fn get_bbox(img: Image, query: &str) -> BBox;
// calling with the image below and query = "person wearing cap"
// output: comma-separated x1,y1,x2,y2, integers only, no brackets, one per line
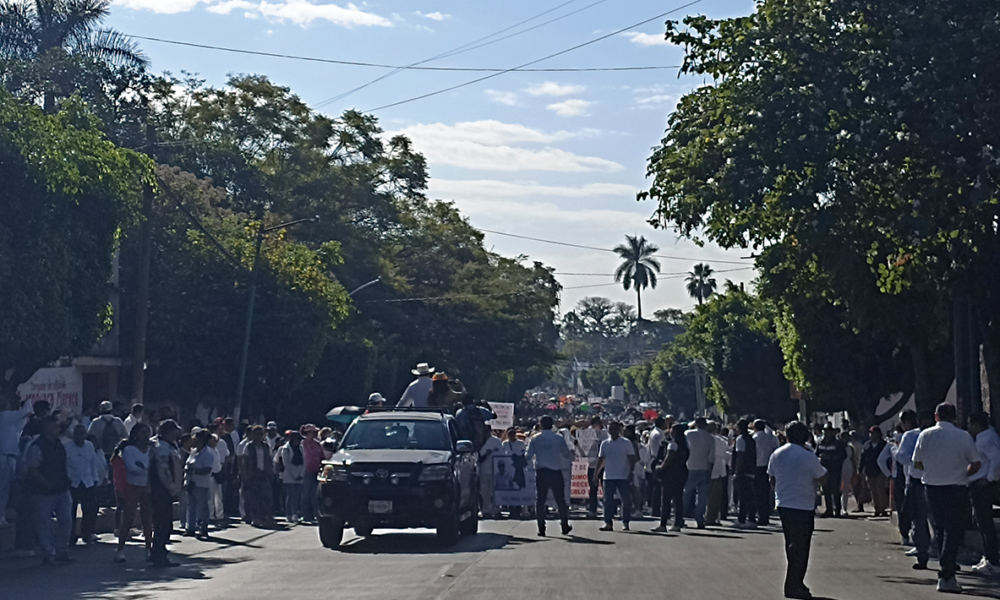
397,363,435,408
368,393,386,408
299,424,323,523
88,401,127,461
149,420,184,567
859,426,889,517
265,422,280,453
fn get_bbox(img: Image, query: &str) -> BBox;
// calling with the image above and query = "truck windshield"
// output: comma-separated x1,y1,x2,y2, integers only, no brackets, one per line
341,420,451,451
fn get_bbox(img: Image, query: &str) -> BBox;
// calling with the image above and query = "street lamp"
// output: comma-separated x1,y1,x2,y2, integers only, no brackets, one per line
233,215,319,423
348,276,382,297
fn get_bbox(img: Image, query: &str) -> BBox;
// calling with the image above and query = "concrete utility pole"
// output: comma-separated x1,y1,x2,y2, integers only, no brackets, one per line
131,182,154,404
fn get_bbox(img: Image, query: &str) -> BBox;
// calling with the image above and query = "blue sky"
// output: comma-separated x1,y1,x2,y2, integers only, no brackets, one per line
107,0,757,315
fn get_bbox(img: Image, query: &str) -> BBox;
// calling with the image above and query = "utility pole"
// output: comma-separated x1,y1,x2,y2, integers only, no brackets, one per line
954,293,981,424
131,134,155,404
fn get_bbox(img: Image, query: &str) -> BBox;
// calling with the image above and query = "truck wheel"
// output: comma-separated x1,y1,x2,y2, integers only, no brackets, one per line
459,507,479,536
318,517,344,549
437,512,460,546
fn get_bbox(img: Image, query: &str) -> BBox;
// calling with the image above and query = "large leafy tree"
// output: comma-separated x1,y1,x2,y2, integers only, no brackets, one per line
640,0,996,413
0,0,147,112
0,91,152,392
613,235,660,320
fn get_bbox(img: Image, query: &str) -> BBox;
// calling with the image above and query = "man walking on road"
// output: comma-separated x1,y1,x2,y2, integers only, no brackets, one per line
753,420,779,526
149,420,184,567
683,417,715,529
646,417,667,518
25,416,74,564
860,427,890,517
733,419,758,529
525,416,573,537
913,402,981,594
594,422,637,532
64,424,101,545
582,416,609,519
768,421,827,600
896,410,934,568
966,412,1000,576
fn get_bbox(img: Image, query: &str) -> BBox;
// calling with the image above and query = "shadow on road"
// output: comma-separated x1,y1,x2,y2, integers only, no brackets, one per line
338,532,514,555
0,541,245,600
877,575,1000,599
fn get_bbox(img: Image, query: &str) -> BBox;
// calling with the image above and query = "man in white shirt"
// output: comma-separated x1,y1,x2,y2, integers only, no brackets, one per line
594,422,637,532
912,402,982,593
478,432,503,519
896,409,933,566
705,421,731,526
768,421,827,600
525,416,573,536
396,363,435,408
683,417,716,529
64,424,100,545
581,417,610,518
123,404,144,436
753,420,779,526
0,393,33,527
967,412,1000,575
646,417,667,518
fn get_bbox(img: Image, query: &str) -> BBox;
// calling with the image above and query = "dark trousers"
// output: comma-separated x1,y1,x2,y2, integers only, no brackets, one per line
659,474,686,528
821,465,841,515
971,481,999,565
587,467,599,514
754,466,771,525
779,507,815,596
648,474,662,517
535,469,569,531
897,472,913,538
721,474,730,519
736,474,757,524
70,484,98,544
905,478,931,564
926,485,969,580
150,491,175,560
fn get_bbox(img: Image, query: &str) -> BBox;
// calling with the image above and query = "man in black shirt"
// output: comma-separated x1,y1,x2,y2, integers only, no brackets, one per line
25,416,73,564
859,427,889,517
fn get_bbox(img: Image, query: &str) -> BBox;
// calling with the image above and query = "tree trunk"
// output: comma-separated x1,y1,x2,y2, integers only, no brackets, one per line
636,287,643,321
982,336,1000,429
909,343,933,413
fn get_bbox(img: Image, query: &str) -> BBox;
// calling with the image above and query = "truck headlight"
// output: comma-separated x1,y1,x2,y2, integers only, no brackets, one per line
418,465,452,482
319,465,349,483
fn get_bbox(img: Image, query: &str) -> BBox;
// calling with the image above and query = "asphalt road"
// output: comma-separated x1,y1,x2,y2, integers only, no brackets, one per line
2,512,998,600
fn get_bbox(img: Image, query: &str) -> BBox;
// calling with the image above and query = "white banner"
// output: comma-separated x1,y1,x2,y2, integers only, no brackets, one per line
17,367,83,416
493,454,534,507
488,402,514,430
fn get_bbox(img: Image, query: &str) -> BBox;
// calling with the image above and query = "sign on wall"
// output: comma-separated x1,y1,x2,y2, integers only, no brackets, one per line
17,367,83,416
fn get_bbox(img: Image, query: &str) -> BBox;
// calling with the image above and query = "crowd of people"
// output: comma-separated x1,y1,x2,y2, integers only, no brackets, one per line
0,392,341,567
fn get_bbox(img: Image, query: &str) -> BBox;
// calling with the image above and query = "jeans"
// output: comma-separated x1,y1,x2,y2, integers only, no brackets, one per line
186,487,210,534
69,484,98,543
647,474,662,517
587,467,600,514
905,478,931,564
754,466,772,525
34,491,72,557
926,484,969,580
301,472,319,522
971,480,999,565
283,483,302,522
659,472,687,528
821,464,841,515
602,479,631,525
778,507,815,596
683,469,711,525
865,472,889,515
535,469,569,531
150,490,175,560
0,455,15,520
736,474,757,524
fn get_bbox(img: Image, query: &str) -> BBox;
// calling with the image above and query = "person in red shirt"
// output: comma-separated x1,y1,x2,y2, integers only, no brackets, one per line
299,424,323,524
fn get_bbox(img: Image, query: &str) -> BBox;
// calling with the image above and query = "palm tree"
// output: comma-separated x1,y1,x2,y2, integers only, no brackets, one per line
685,263,717,305
613,235,661,320
0,0,147,111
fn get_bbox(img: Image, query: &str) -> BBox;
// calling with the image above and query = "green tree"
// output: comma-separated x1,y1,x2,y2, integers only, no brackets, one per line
0,91,152,391
613,235,660,320
0,0,147,112
685,263,717,305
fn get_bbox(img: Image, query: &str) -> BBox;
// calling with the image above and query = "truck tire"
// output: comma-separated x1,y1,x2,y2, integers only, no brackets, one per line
459,496,479,536
319,517,344,549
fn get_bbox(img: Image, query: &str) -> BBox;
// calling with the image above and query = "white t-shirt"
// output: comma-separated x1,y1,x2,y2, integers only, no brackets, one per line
398,377,433,408
598,437,636,481
0,402,33,456
502,440,525,456
186,448,215,488
913,422,981,487
123,445,150,487
478,436,503,475
768,443,827,511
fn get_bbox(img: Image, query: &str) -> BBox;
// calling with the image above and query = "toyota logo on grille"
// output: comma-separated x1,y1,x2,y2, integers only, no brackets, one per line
375,469,389,479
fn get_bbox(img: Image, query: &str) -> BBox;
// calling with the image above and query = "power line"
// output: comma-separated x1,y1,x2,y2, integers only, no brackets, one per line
127,35,678,74
479,228,749,265
366,0,704,112
556,267,753,277
317,0,603,107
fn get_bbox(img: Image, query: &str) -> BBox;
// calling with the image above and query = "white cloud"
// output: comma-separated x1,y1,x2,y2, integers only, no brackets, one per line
524,81,585,97
206,0,392,26
622,31,670,46
389,120,620,172
629,84,678,110
547,99,593,117
485,90,520,106
432,179,637,200
114,0,210,13
416,10,450,21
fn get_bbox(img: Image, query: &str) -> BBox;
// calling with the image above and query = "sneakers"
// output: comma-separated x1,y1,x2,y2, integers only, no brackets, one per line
733,521,757,530
561,524,573,536
670,524,682,532
936,577,962,593
906,547,921,557
599,524,614,532
971,557,1000,576
651,525,668,533
622,523,630,531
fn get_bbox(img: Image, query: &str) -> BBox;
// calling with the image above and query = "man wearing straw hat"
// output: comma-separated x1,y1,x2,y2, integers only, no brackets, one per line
398,363,435,408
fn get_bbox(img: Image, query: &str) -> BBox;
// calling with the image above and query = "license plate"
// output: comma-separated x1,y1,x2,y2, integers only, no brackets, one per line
368,500,392,514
